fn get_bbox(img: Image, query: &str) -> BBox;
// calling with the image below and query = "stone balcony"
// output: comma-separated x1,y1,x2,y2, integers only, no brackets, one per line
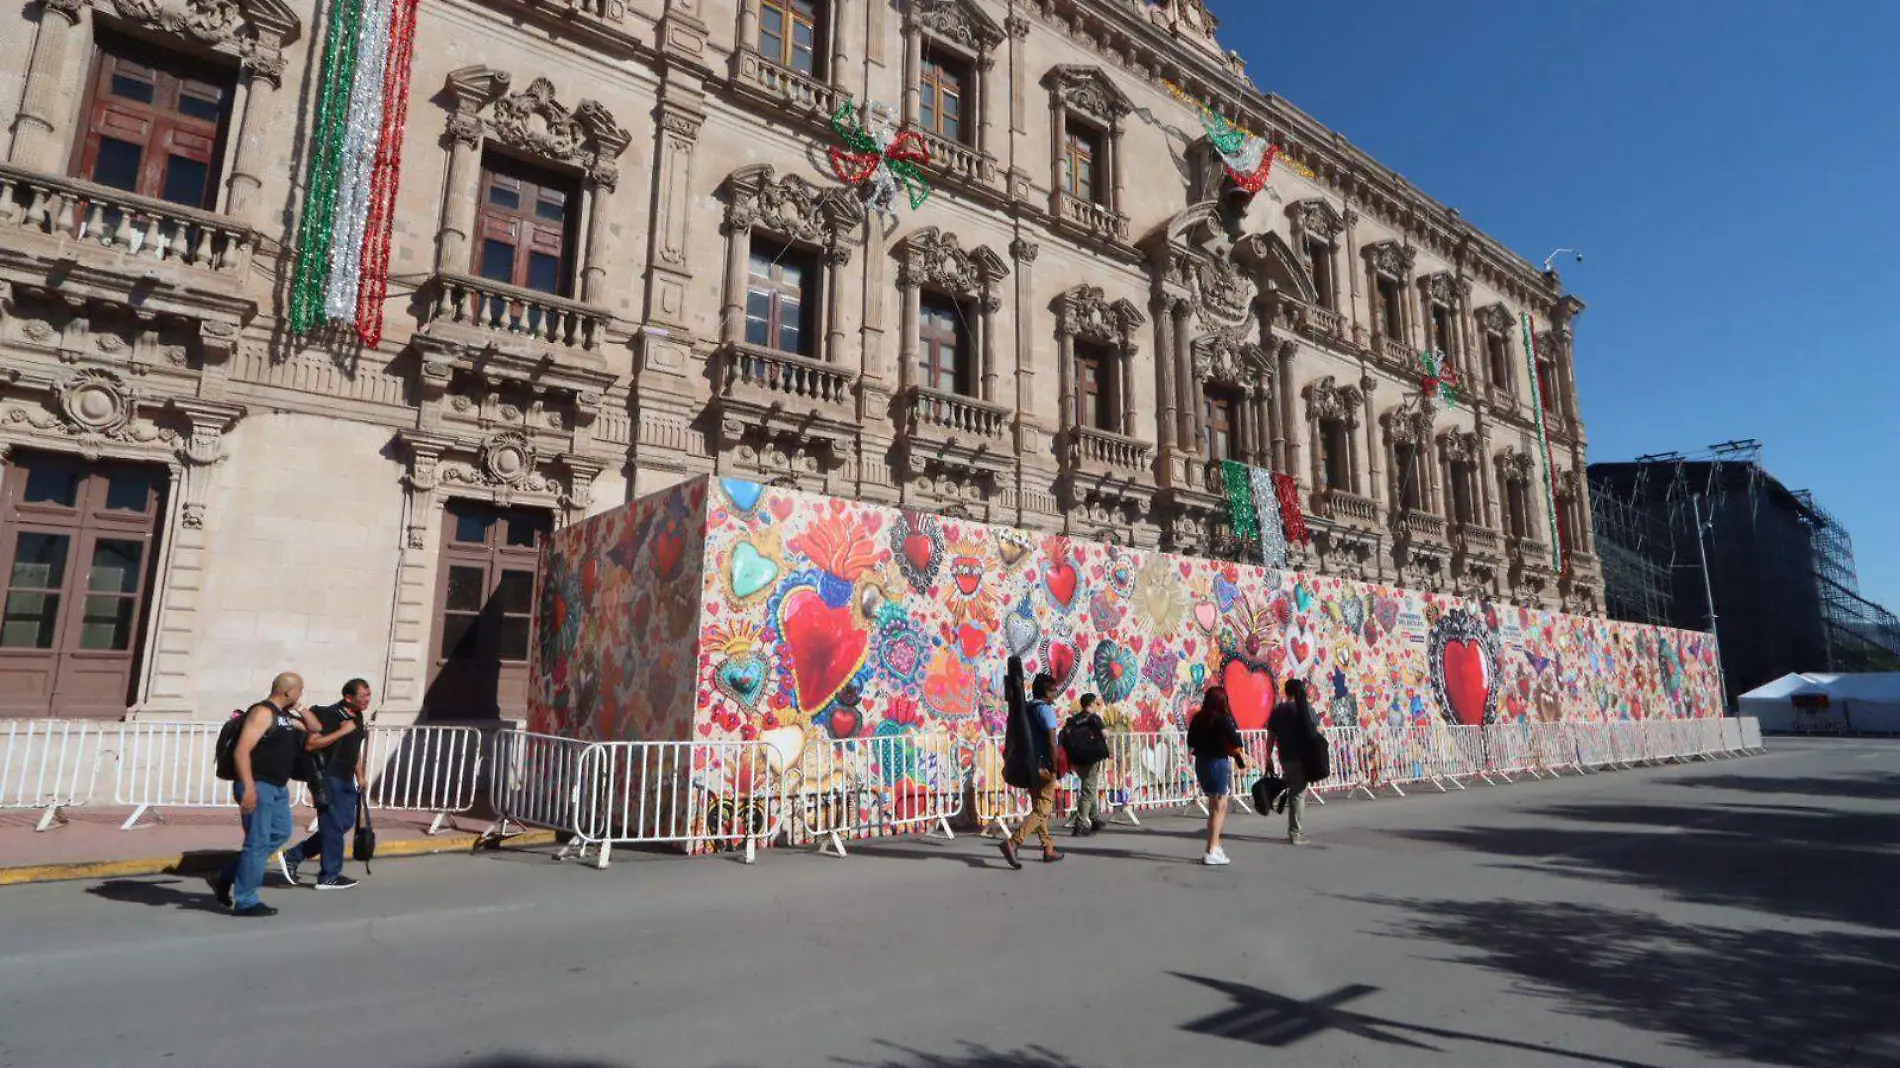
1050,190,1131,246
1310,487,1379,528
918,131,1004,200
899,385,1013,482
1396,507,1448,544
716,344,859,461
1373,334,1413,366
1060,425,1155,524
1067,425,1153,479
421,272,610,364
0,163,255,355
732,50,842,128
1271,295,1348,349
1454,522,1504,558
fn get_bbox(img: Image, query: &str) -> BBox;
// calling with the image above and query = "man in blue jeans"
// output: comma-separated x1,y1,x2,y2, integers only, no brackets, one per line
283,679,370,890
213,673,319,917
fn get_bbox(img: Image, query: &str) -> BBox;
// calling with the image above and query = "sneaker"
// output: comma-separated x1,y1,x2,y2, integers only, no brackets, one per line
998,838,1023,870
1041,850,1066,863
1202,851,1231,866
231,902,278,918
314,876,358,891
279,855,300,885
1289,833,1309,846
209,874,233,909
1089,819,1106,834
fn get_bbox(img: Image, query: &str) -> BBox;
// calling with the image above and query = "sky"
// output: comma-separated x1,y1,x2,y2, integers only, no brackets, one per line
1209,0,1900,611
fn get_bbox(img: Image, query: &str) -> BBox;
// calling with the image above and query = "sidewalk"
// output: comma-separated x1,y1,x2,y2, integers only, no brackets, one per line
1,805,555,886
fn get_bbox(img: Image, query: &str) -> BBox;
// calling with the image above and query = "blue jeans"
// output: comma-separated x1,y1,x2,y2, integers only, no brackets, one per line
285,777,359,882
221,781,292,909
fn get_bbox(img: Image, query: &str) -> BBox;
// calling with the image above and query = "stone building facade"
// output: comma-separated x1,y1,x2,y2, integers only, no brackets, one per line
0,0,1601,721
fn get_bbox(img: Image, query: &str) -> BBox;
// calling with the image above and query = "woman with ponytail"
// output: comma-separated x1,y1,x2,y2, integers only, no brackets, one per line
1186,686,1246,866
1268,679,1319,844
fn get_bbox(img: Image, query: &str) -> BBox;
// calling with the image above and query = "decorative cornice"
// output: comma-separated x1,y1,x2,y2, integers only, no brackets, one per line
722,165,864,263
1054,285,1145,351
896,227,1010,296
1043,65,1133,124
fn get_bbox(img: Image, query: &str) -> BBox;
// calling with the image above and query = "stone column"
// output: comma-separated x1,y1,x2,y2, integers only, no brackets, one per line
1110,117,1126,214
898,280,920,391
1346,417,1364,495
1363,380,1384,510
1054,332,1073,428
580,171,616,306
737,0,760,53
824,247,850,363
902,25,923,127
1277,344,1302,485
1572,446,1596,544
436,115,484,274
1477,416,1498,528
9,0,82,171
1173,304,1195,452
1426,435,1444,514
1120,344,1136,435
1154,297,1177,451
977,53,998,159
720,220,750,347
979,292,1000,403
224,70,282,226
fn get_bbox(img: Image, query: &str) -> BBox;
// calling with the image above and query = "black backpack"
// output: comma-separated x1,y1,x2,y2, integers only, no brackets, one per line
1303,728,1333,783
214,708,249,781
1001,658,1039,790
1060,713,1110,766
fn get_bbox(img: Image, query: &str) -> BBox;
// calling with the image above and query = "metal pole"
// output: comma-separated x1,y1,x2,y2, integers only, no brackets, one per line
1692,494,1729,713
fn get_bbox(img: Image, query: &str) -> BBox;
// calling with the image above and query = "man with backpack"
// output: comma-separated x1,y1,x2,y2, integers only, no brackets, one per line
1061,693,1111,837
281,678,371,890
211,673,322,916
1268,679,1325,845
999,672,1065,868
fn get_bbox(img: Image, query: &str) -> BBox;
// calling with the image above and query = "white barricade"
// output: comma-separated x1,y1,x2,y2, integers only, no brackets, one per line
1374,725,1463,794
1528,723,1580,776
1102,730,1195,824
1323,727,1379,800
570,739,783,868
786,732,961,856
485,730,589,840
969,735,1029,835
361,725,484,834
1721,718,1745,754
1,720,107,831
114,721,310,829
1486,722,1538,781
1572,722,1614,769
1741,716,1764,750
1230,729,1275,813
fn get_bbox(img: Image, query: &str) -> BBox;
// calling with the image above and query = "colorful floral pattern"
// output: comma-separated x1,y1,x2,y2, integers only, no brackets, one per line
535,479,1723,756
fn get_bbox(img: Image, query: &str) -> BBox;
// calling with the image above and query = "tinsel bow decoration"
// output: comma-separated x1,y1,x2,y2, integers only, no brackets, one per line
828,100,931,222
1200,107,1278,194
1418,350,1462,408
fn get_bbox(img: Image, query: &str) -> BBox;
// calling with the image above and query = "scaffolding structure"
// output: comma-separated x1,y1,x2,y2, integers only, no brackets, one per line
1590,482,1675,626
1797,491,1900,672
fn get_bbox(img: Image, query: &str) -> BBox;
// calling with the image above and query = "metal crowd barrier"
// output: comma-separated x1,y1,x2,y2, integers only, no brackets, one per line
1,720,108,831
786,732,962,857
485,729,591,842
569,739,783,868
114,721,312,829
362,725,485,834
969,735,1030,836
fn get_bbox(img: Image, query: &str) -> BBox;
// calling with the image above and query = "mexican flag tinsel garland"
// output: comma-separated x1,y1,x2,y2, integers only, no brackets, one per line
1521,313,1565,574
1273,472,1309,545
1249,466,1287,567
1220,460,1259,542
288,0,422,345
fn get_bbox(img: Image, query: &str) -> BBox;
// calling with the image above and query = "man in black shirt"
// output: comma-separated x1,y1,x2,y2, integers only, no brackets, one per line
282,679,371,890
213,673,322,916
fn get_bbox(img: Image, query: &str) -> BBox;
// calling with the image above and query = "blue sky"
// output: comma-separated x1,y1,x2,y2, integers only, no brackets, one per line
1210,1,1900,610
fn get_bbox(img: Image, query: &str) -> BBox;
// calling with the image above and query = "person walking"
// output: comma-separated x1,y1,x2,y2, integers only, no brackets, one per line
1269,679,1320,845
1062,693,1111,837
282,678,371,890
999,672,1065,868
212,673,321,916
1186,686,1246,866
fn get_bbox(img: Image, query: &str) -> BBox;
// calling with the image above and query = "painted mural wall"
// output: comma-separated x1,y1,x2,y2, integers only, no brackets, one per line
531,478,706,742
532,477,1723,751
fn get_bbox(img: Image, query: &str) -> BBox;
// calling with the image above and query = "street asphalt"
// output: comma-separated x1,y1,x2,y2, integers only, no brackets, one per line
1,736,1895,1068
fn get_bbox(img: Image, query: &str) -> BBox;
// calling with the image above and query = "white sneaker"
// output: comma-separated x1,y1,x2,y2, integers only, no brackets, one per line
1203,850,1231,866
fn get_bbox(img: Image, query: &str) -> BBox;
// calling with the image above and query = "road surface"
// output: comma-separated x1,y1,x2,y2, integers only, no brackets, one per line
1,736,1895,1068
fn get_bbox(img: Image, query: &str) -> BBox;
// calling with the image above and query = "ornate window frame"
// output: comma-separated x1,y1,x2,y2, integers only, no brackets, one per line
1417,271,1471,363
434,68,631,308
902,0,1004,165
894,227,1010,404
1381,402,1437,515
717,164,865,364
1303,375,1364,496
1475,302,1518,398
1287,199,1346,313
0,366,243,716
1362,239,1416,346
1436,428,1485,527
1042,66,1132,235
1053,284,1145,438
1494,444,1541,542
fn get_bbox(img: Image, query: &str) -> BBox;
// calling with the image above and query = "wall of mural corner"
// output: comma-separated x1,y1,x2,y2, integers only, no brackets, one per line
532,477,1722,749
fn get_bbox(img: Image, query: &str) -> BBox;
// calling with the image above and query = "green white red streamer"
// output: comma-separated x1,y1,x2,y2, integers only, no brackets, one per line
828,100,931,225
1418,350,1461,408
1522,313,1564,574
289,0,422,345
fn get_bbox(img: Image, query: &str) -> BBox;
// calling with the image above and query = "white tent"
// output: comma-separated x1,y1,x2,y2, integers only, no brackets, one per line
1738,672,1900,734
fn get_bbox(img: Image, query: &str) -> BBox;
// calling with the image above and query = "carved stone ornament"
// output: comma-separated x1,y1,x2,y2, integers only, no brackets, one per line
1044,66,1131,123
1192,329,1269,393
1152,207,1258,331
1287,199,1346,242
1304,375,1364,425
1010,237,1040,264
897,228,1010,297
724,165,865,262
1056,285,1145,350
1439,429,1480,464
1475,302,1515,337
471,73,631,186
1383,405,1433,447
1536,330,1563,361
478,431,537,486
911,0,1005,52
104,0,299,86
1188,257,1256,330
1363,239,1416,279
1557,467,1582,496
1498,446,1536,482
59,368,138,435
1420,272,1463,306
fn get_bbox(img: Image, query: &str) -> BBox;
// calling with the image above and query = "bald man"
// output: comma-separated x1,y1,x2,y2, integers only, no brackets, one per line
212,673,321,916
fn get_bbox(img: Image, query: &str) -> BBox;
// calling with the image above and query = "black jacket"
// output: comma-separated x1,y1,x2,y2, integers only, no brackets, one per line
1186,709,1244,760
1269,701,1319,765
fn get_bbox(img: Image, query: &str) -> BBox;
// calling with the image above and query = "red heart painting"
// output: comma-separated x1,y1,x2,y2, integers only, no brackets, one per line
1047,642,1078,689
1046,561,1079,608
1223,659,1275,731
957,624,987,660
780,587,870,715
904,533,935,575
652,522,684,578
1443,638,1492,726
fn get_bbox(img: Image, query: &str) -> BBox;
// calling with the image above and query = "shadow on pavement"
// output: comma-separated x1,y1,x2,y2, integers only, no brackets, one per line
835,1041,1092,1067
1359,897,1900,1067
1389,798,1900,931
1169,972,1669,1068
1669,772,1900,801
86,877,231,913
